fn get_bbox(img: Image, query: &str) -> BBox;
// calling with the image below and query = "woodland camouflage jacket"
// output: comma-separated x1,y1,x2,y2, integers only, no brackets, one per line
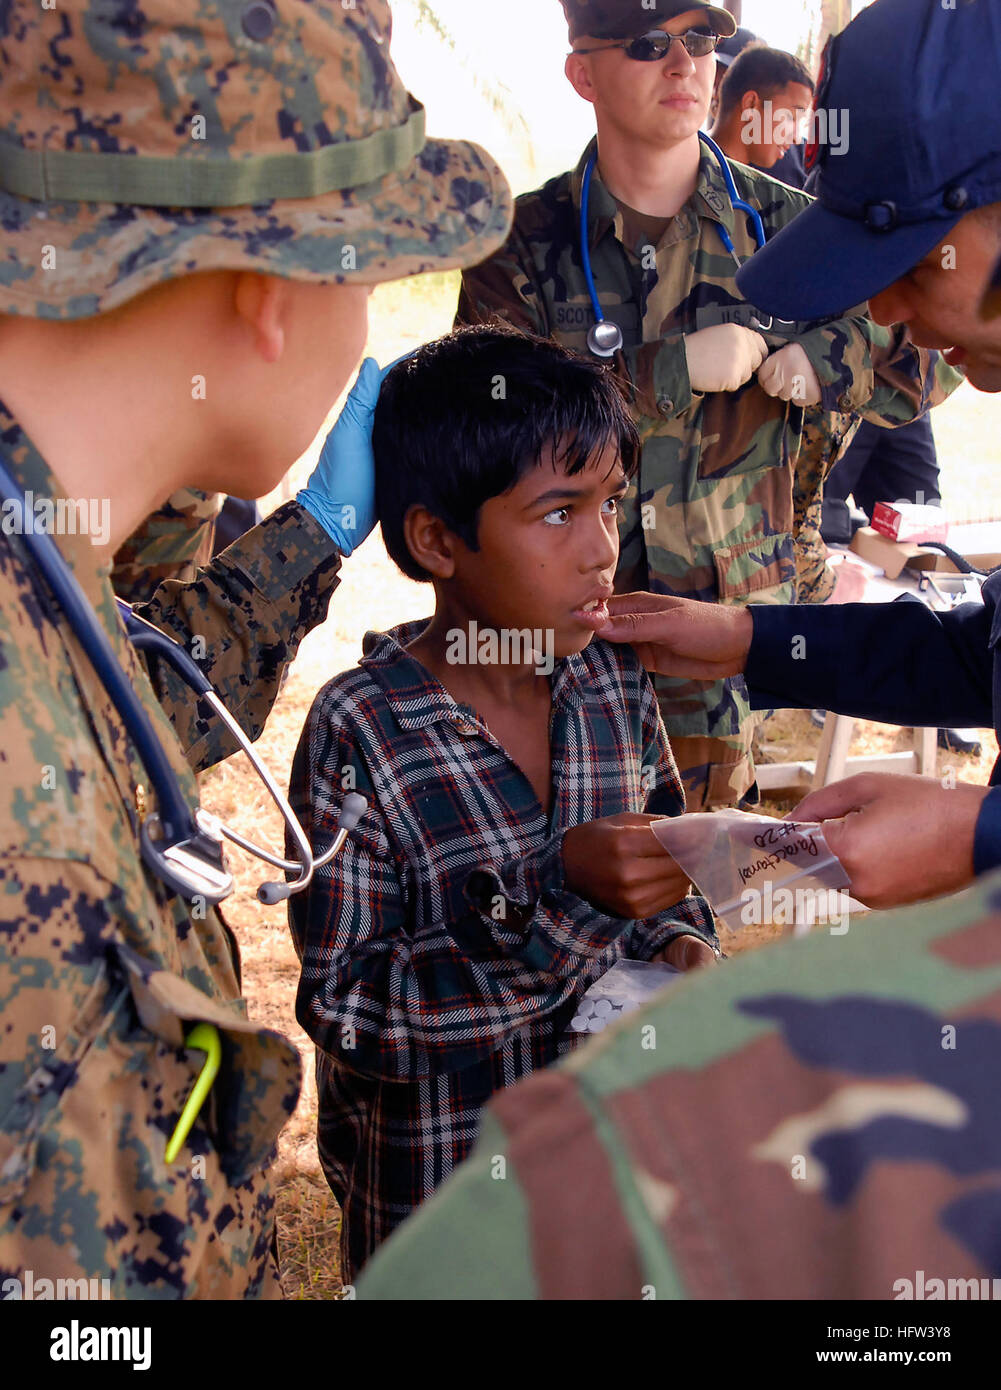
457,141,961,805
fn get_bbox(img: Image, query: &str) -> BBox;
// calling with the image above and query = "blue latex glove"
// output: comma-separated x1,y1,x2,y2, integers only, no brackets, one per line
296,356,386,556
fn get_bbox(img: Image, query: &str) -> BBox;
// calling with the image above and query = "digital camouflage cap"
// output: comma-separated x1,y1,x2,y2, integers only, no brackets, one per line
0,0,514,319
561,0,736,42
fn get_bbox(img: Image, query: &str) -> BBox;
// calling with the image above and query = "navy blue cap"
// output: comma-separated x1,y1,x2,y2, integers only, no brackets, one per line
736,0,1001,320
715,26,758,68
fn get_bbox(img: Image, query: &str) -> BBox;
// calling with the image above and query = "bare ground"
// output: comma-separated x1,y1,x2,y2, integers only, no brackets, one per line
200,275,1001,1297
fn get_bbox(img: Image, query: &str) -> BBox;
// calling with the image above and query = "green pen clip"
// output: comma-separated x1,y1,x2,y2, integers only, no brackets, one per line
165,1022,221,1164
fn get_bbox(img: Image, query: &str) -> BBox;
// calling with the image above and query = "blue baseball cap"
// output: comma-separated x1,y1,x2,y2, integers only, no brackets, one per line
736,0,1001,320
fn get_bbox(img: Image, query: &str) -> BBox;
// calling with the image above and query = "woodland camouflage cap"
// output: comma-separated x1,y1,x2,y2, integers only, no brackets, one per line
0,0,514,319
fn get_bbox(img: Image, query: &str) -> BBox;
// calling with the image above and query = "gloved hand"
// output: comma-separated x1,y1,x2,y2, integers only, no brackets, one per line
683,323,769,393
296,356,387,555
756,341,823,405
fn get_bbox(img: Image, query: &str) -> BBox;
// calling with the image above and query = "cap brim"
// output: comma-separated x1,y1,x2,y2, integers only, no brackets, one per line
736,199,960,321
704,6,738,38
0,136,513,319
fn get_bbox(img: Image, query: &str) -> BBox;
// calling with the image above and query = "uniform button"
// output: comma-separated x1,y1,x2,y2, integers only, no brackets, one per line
242,2,276,40
657,395,674,417
838,393,853,411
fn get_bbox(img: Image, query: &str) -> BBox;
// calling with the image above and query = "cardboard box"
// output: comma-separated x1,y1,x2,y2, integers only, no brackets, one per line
850,523,1001,578
850,526,924,578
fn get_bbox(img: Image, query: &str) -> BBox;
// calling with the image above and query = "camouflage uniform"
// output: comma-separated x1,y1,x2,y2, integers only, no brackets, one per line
357,866,1001,1299
112,489,223,606
791,412,866,606
457,145,960,806
0,0,512,1297
0,398,344,1296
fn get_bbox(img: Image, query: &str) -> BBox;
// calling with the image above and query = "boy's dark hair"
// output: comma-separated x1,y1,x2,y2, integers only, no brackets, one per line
717,44,815,121
374,323,640,583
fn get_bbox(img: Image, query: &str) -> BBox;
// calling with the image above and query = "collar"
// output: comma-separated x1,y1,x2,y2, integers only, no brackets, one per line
360,619,592,732
0,391,118,624
571,136,738,252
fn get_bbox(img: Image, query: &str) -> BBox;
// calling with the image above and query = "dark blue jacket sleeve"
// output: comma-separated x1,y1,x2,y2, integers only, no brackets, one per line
974,788,1001,874
745,595,995,730
746,575,1001,876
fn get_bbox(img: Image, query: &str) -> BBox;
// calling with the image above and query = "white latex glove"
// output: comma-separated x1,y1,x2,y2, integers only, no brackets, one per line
756,341,823,405
683,323,769,393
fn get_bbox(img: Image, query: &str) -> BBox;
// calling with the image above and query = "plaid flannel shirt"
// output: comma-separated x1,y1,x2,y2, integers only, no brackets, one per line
288,619,718,1280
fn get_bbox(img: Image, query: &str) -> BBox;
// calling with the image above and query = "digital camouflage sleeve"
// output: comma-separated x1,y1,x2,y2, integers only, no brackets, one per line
456,143,961,805
357,867,1001,1300
134,498,343,773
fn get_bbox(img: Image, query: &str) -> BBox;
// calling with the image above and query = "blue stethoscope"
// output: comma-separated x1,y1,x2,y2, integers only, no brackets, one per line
0,449,366,910
581,131,768,357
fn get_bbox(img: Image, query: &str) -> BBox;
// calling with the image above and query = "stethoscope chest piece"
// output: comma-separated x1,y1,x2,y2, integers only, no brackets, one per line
579,133,768,360
140,808,234,907
587,320,624,357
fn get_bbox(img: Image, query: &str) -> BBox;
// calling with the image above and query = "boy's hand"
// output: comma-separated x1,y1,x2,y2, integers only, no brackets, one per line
595,593,753,678
562,814,691,919
660,935,719,971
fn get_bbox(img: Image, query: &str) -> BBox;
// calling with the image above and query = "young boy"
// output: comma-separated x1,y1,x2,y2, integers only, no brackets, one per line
288,326,719,1281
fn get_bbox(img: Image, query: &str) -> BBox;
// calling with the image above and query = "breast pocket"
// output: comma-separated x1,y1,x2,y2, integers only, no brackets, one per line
0,941,299,1208
713,532,796,603
0,958,194,1207
696,388,791,481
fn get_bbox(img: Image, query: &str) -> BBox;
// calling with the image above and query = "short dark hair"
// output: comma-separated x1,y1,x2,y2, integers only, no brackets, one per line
374,323,640,583
717,43,815,121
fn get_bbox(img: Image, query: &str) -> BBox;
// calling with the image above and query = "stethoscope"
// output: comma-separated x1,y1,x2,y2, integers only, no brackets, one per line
0,450,366,910
581,131,768,358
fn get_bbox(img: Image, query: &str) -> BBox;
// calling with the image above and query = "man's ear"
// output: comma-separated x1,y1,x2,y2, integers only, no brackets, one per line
403,505,459,580
565,51,596,104
233,272,286,364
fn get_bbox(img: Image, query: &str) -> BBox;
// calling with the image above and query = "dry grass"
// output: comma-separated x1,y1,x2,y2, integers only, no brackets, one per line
206,273,1001,1296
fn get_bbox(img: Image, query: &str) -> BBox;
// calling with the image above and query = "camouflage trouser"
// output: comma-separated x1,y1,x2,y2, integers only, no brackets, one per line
668,733,759,812
112,488,223,605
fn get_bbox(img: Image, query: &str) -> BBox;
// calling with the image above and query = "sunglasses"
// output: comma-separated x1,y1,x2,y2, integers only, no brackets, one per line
575,28,721,62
